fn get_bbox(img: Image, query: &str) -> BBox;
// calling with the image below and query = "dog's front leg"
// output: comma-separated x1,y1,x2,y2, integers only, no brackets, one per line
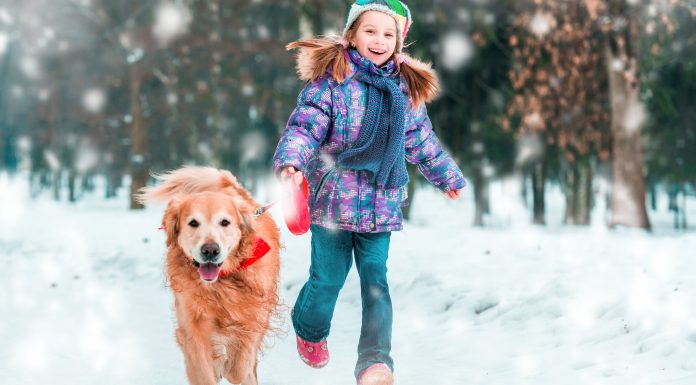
176,327,220,385
224,344,258,385
240,360,258,385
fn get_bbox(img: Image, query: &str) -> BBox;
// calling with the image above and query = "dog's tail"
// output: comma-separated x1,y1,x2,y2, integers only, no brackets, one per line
136,166,252,204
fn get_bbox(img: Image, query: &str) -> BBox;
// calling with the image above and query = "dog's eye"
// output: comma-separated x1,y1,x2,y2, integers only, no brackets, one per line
220,219,230,227
188,219,199,228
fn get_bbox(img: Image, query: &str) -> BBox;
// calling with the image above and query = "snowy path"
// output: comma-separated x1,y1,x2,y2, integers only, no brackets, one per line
2,178,696,385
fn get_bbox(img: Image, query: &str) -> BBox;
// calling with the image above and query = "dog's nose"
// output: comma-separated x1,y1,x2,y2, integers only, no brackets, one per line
201,243,220,261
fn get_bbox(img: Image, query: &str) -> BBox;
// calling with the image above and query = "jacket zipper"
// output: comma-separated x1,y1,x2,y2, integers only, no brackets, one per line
314,168,333,200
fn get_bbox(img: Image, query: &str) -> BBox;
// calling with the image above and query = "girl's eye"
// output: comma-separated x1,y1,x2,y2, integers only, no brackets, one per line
386,34,394,38
188,220,199,228
220,219,230,227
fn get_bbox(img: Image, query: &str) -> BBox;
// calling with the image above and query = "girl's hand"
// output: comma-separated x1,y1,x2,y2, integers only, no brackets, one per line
446,189,461,200
281,166,304,185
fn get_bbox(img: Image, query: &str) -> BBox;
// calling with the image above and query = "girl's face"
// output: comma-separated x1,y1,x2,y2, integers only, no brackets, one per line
349,11,398,67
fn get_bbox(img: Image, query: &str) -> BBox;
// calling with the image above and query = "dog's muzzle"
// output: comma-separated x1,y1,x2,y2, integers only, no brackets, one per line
201,242,221,262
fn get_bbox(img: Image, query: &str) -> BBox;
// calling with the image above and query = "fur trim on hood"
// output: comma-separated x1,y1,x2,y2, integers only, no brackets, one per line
287,36,440,108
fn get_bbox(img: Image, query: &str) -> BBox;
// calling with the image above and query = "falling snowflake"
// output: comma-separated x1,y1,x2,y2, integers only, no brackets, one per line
529,11,555,38
83,88,106,113
0,33,8,55
441,32,473,71
624,99,646,134
152,2,191,45
20,56,40,78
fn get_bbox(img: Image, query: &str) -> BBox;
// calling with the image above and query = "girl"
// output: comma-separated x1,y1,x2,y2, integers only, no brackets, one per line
272,1,465,384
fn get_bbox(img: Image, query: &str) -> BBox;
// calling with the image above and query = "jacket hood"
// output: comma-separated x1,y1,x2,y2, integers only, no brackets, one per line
289,36,439,106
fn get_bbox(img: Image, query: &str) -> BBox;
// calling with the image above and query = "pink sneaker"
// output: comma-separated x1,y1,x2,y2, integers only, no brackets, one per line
295,335,329,368
357,363,394,385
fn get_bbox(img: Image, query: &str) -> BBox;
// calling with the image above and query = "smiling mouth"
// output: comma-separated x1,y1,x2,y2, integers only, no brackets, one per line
368,48,386,55
192,260,224,282
192,260,223,268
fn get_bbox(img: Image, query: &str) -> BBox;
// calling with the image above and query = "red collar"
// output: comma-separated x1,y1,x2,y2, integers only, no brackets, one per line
219,236,271,278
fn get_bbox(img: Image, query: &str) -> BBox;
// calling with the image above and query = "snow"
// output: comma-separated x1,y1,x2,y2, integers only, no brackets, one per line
2,174,696,384
624,99,647,134
167,92,178,105
82,88,106,114
440,32,473,71
37,88,50,101
75,142,99,173
0,32,8,55
126,48,144,64
152,2,191,45
240,132,268,163
530,11,554,38
0,8,13,26
43,149,60,170
516,132,544,165
612,58,625,72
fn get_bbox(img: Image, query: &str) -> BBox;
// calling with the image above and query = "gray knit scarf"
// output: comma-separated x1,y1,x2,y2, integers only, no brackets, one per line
337,49,409,189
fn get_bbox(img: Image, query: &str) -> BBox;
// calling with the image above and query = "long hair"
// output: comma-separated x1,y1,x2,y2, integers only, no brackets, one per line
286,16,440,108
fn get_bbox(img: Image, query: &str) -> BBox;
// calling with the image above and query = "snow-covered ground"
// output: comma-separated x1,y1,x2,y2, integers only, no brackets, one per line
1,173,696,385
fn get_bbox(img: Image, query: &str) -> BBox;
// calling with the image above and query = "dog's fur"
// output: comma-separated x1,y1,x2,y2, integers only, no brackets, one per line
138,167,280,385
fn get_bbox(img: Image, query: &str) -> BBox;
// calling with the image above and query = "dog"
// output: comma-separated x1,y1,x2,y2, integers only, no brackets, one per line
138,166,280,385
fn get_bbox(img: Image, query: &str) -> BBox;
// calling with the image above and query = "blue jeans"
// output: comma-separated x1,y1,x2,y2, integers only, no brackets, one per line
292,224,393,379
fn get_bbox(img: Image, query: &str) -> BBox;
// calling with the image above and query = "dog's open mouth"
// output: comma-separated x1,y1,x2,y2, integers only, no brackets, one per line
192,261,224,282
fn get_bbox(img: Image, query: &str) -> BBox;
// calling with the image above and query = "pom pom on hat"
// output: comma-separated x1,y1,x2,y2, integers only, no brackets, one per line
343,0,412,43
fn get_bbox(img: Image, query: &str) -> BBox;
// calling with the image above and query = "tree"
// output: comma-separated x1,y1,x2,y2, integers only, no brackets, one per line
590,0,651,229
507,0,611,226
642,0,696,229
407,1,515,226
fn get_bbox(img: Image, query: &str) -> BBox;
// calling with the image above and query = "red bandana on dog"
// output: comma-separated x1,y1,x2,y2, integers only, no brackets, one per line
219,236,271,278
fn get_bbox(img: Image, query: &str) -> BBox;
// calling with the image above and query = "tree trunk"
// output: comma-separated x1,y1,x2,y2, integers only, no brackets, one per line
300,0,325,36
106,170,120,199
68,169,77,203
576,160,592,225
472,165,487,227
521,169,529,208
604,2,650,230
678,185,687,230
648,182,657,211
531,160,546,225
563,159,592,225
681,188,687,229
563,162,577,225
129,63,148,210
52,170,61,201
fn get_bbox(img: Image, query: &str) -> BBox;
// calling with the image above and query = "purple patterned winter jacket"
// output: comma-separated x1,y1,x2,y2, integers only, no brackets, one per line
272,57,466,233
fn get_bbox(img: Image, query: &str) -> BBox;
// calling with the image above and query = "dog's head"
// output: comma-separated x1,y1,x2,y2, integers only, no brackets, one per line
162,191,254,283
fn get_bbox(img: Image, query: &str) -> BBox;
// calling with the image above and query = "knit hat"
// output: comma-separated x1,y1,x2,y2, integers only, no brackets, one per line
343,0,412,43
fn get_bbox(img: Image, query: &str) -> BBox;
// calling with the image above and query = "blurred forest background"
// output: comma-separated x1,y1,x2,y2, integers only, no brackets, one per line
0,0,693,229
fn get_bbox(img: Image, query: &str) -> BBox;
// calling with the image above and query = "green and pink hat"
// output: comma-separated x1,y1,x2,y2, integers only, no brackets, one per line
343,0,412,45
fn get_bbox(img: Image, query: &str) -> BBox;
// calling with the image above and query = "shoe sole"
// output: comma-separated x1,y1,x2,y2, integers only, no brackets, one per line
299,354,329,369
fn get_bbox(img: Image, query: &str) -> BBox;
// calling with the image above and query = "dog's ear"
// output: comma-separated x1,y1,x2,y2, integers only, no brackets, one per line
237,206,255,234
233,204,258,261
162,199,181,247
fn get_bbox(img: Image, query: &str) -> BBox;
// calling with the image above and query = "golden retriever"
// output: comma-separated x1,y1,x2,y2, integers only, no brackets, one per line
138,166,280,385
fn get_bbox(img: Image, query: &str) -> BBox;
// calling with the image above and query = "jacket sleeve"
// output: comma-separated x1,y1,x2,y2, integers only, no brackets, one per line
405,104,466,192
272,77,333,176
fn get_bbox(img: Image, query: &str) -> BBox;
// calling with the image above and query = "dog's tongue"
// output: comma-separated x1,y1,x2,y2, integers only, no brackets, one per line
197,262,221,281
